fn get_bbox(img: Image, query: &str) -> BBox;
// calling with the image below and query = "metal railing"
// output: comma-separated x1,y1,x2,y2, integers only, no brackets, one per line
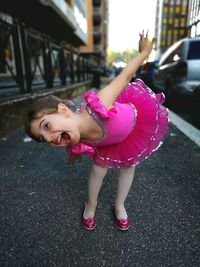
0,16,96,100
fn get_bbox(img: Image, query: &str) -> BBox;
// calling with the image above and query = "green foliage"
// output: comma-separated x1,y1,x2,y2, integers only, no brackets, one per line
106,48,138,66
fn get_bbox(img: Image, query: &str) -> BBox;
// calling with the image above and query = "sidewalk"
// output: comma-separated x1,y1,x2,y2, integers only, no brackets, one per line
0,103,200,266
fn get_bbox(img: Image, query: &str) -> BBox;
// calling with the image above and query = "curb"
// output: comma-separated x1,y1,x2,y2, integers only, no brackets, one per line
169,110,200,147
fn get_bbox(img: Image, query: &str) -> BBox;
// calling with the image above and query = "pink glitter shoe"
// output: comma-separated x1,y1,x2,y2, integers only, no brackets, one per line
113,206,129,231
115,217,129,231
81,202,96,230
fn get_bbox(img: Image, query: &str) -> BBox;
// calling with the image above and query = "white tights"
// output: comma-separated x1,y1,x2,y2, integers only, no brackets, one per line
84,164,135,219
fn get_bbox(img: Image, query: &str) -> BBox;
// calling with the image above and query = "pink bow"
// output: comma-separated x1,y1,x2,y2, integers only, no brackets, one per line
67,143,95,156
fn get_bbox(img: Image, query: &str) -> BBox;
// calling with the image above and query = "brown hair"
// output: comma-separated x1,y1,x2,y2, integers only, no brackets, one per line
25,95,75,142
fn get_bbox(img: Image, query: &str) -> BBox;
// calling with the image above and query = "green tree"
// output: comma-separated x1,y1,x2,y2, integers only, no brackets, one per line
106,48,138,66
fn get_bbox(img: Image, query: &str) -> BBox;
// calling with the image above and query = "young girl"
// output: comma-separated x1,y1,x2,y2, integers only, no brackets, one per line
25,31,169,231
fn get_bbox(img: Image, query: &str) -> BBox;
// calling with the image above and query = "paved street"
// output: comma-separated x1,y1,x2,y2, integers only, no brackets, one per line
0,104,200,266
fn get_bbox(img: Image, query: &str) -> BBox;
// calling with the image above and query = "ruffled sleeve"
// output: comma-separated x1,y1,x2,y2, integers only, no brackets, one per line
83,91,116,118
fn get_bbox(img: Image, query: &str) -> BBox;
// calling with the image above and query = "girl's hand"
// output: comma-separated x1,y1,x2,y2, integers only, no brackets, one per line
139,30,156,56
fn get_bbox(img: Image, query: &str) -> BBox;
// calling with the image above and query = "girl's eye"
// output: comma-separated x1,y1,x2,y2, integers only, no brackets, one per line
44,123,49,130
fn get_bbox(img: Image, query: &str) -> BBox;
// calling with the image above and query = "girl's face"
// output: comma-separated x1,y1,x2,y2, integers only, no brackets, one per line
30,104,80,147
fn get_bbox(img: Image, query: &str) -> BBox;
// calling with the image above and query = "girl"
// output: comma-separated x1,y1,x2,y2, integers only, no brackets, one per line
25,31,169,231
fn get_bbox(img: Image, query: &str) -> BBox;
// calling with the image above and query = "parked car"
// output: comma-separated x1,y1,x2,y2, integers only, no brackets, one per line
153,37,200,106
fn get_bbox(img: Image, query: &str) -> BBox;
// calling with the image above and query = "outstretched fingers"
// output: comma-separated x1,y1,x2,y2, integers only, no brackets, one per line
139,29,144,40
139,30,149,40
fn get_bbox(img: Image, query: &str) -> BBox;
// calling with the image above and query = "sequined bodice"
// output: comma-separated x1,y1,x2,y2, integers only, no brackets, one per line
84,102,137,147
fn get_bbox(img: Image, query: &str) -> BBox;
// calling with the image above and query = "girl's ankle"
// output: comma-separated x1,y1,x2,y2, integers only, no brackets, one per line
87,201,97,209
114,203,125,211
84,202,97,219
114,204,127,220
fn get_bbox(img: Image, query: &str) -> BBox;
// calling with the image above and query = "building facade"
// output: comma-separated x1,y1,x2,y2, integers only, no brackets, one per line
80,0,109,66
155,0,189,58
0,0,106,100
187,0,200,37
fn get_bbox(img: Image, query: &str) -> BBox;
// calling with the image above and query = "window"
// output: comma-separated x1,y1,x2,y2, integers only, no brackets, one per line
161,40,166,47
181,5,187,14
187,41,200,59
175,18,179,26
181,18,186,26
160,43,183,66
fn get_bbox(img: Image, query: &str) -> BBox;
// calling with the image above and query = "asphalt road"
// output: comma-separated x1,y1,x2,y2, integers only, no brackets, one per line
0,109,200,266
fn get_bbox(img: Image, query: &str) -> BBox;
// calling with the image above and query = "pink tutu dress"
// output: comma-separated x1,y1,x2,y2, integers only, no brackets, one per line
67,79,169,168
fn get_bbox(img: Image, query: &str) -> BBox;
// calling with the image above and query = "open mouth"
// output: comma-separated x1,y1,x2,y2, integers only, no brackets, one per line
50,132,71,146
60,132,70,144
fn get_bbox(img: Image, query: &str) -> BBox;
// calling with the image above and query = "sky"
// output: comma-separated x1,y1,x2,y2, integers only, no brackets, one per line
108,0,157,52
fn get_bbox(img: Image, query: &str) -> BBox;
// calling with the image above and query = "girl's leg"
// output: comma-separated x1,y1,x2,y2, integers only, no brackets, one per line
84,163,108,218
114,166,135,219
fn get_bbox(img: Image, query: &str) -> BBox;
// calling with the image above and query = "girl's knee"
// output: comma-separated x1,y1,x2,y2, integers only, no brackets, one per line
91,164,108,178
120,166,135,176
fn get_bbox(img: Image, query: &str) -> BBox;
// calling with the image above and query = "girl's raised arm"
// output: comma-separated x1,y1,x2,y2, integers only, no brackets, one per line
98,31,156,108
